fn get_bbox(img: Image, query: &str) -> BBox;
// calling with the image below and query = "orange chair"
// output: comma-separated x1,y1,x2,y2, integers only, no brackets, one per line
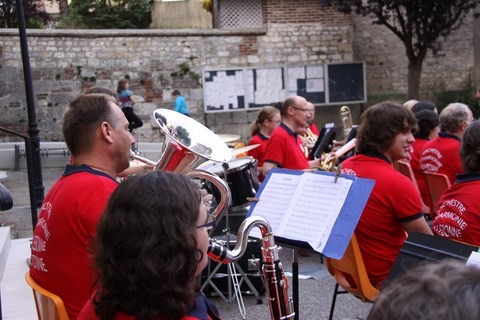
424,172,451,219
25,272,70,320
326,234,379,320
396,160,431,217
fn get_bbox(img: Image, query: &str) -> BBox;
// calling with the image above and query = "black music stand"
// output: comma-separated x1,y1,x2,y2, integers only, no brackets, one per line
385,232,479,288
201,162,263,318
310,127,337,160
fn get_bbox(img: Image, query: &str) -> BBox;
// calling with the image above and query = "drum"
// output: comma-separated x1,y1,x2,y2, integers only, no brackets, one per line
202,157,260,211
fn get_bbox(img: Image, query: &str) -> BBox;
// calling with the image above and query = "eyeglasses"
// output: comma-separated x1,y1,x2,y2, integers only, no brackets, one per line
292,107,314,114
270,119,282,124
197,213,216,231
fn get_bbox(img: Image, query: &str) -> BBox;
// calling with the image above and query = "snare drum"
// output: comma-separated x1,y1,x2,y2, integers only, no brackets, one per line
202,157,260,210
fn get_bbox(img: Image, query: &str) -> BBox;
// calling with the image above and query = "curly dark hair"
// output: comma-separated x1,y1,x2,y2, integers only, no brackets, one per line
461,119,480,173
92,172,203,320
356,101,417,154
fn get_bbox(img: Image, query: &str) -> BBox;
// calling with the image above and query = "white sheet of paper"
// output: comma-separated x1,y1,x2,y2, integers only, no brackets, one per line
250,171,352,253
466,251,480,269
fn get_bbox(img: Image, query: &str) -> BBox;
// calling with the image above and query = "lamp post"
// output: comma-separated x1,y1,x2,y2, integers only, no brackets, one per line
15,0,45,229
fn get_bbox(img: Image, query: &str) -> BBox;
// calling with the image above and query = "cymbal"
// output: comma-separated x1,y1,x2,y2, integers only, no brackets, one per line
231,144,260,156
216,134,241,143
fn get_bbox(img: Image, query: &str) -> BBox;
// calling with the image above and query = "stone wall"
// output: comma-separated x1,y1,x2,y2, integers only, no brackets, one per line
352,12,476,100
0,0,476,146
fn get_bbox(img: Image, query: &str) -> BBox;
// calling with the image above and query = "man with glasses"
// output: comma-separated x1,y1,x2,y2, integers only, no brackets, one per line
261,96,321,178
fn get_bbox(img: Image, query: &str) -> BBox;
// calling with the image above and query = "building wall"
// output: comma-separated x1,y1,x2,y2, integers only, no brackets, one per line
352,12,475,100
0,0,476,145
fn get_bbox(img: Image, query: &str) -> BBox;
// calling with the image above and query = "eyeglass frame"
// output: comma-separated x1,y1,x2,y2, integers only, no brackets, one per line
291,106,314,114
196,213,216,231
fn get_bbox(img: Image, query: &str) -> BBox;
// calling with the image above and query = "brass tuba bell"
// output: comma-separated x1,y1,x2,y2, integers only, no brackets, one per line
130,109,233,223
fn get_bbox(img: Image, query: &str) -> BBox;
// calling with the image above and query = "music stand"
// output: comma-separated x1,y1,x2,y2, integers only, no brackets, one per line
201,162,263,318
310,127,337,160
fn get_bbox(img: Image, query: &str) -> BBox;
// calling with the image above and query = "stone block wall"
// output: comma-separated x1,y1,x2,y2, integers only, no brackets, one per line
352,13,475,101
0,0,476,146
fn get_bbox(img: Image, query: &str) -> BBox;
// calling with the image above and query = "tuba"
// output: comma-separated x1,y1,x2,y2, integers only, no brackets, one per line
208,216,295,320
130,108,232,222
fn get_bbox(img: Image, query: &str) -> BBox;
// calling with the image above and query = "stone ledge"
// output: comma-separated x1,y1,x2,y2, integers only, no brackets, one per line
0,27,267,38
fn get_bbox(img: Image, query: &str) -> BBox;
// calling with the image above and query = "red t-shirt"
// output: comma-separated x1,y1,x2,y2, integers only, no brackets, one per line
432,173,480,246
263,123,309,170
341,153,423,287
77,292,221,320
309,123,320,136
420,132,463,185
406,138,429,206
30,165,118,320
247,132,269,168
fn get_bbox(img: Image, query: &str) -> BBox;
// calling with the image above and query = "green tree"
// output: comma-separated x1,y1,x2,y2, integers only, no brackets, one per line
0,0,51,28
321,0,480,98
65,0,152,29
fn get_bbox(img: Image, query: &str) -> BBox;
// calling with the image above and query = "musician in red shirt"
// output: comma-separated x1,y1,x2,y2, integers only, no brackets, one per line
420,102,473,184
30,94,135,319
247,106,281,172
432,120,480,246
261,96,321,178
341,101,432,288
405,109,439,207
78,172,221,320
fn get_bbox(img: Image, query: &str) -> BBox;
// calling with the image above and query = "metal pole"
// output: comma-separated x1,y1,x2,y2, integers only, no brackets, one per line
16,0,45,229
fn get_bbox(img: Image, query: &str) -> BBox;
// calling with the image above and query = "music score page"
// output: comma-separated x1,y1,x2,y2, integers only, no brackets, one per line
250,171,352,253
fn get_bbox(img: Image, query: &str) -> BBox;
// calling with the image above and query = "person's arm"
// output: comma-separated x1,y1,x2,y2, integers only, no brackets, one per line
262,161,277,177
118,163,153,178
402,217,433,235
174,97,180,112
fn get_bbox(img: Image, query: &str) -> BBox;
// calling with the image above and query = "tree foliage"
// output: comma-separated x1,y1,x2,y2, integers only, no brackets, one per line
321,0,480,98
0,0,51,28
63,0,153,29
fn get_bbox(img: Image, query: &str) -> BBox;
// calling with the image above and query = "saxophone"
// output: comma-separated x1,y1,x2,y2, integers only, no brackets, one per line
208,216,295,320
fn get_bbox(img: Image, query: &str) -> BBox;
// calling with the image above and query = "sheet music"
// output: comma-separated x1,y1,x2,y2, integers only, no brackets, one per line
250,171,352,253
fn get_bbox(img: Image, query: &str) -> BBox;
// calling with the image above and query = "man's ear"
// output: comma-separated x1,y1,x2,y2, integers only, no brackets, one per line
100,121,114,144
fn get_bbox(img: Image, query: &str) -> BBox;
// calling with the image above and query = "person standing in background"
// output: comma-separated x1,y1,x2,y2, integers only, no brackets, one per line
247,106,281,178
117,78,143,132
172,89,190,116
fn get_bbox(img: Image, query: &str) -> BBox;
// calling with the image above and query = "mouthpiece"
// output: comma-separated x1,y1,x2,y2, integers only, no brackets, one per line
207,240,229,264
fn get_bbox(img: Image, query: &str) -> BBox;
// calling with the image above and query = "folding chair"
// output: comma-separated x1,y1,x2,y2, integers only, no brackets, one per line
25,272,70,320
424,172,451,220
326,234,379,320
396,160,431,217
